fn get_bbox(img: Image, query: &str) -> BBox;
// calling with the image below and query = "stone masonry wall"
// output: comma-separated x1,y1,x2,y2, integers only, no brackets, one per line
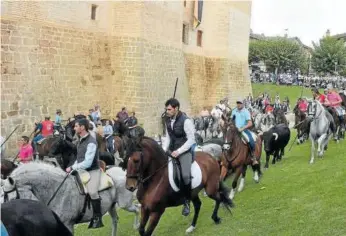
1,1,252,155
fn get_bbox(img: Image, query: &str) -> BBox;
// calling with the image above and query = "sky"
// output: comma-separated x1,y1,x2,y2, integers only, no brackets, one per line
250,0,346,46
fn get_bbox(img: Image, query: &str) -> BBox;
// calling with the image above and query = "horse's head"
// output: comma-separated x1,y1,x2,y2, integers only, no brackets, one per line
307,99,318,118
1,176,18,203
125,137,164,192
221,115,239,153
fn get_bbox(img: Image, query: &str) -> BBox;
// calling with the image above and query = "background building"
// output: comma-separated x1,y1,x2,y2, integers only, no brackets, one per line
1,1,252,154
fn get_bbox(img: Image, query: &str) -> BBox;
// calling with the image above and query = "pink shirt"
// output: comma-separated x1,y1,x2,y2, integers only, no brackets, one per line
326,92,342,107
19,144,33,163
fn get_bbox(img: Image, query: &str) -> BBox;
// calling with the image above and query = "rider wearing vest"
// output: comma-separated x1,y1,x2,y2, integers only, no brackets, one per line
65,118,103,229
231,99,258,165
162,98,196,217
32,116,54,156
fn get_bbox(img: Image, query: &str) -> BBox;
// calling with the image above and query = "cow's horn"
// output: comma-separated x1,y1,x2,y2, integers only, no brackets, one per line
273,132,279,141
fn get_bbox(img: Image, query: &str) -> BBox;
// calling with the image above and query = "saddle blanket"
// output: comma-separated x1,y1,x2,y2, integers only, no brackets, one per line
168,157,202,192
241,131,258,144
74,170,114,195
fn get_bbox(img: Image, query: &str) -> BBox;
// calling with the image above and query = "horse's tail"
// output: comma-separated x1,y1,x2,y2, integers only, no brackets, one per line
218,181,234,212
51,211,73,236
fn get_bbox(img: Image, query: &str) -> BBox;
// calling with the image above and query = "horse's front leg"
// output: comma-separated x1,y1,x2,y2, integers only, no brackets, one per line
238,165,247,192
143,210,164,236
229,166,243,200
138,205,149,236
220,161,228,181
309,137,315,164
317,134,327,157
123,202,140,229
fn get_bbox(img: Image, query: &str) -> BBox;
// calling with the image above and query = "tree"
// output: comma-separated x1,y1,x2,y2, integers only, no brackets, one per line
249,38,308,74
311,36,346,75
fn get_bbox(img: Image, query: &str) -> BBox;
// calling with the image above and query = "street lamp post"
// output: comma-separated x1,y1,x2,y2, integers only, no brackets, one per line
334,61,338,73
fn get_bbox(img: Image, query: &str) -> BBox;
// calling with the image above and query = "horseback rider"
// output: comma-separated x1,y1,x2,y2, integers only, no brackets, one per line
231,98,258,165
324,84,345,131
65,118,104,229
103,120,114,154
311,88,326,104
127,111,138,137
162,98,196,217
32,116,54,157
54,109,63,134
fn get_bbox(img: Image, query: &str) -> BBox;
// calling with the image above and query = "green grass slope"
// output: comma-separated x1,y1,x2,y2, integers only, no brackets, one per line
75,84,346,236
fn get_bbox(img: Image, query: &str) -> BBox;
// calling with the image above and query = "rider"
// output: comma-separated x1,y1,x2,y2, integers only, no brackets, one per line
127,111,138,137
103,120,114,154
311,88,326,104
54,109,63,134
162,98,196,217
32,116,54,156
231,98,258,165
65,118,103,229
324,84,345,131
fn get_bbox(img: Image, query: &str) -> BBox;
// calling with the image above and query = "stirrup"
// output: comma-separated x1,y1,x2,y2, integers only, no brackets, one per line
88,216,104,229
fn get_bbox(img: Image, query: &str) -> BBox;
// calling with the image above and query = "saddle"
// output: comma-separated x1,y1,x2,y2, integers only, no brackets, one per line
240,131,258,145
36,135,53,145
168,157,202,192
72,169,114,195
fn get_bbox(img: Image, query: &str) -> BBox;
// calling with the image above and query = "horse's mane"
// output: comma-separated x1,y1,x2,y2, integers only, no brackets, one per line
11,161,65,180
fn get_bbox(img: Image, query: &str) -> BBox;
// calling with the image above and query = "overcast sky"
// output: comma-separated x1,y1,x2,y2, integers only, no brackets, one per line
250,0,346,46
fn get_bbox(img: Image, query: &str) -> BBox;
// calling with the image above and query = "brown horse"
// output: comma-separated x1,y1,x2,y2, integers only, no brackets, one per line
293,103,309,143
125,137,234,236
220,116,262,200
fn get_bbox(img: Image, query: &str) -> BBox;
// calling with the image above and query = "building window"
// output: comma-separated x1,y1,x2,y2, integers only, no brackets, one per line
184,0,186,7
182,23,189,45
197,30,203,47
91,4,98,20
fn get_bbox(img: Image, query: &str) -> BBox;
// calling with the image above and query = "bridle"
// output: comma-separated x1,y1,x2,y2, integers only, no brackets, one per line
126,151,170,186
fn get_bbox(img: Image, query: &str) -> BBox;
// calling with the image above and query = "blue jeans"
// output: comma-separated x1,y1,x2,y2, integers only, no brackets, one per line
106,135,114,153
33,134,44,143
243,129,255,151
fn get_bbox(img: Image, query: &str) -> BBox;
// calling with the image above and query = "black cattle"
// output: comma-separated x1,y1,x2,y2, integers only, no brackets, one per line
1,199,72,236
261,124,291,168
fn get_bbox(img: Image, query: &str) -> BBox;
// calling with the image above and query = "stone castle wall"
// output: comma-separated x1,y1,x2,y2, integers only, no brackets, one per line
1,1,252,155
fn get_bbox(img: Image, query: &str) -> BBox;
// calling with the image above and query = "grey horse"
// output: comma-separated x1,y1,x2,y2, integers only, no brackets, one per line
307,100,333,164
1,162,139,235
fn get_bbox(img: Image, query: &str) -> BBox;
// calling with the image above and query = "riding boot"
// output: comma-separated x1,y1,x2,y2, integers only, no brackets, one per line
181,183,191,217
248,144,258,165
89,198,104,229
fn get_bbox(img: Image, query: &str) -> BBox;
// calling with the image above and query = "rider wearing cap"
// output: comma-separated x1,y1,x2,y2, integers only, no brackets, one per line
231,98,258,165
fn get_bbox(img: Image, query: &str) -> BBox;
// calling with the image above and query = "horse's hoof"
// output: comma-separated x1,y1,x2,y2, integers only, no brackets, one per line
212,216,221,225
185,225,196,234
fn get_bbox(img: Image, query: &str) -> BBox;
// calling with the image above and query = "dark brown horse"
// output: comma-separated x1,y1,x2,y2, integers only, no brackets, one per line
293,103,309,143
1,159,18,179
273,108,288,126
125,137,234,236
220,115,262,200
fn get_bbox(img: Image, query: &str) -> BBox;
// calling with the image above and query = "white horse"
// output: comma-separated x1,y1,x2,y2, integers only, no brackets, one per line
1,162,139,235
307,99,333,164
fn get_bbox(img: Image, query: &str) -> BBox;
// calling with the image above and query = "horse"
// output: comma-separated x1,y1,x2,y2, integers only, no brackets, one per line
259,113,276,132
324,106,344,142
1,159,18,179
293,104,309,143
1,162,140,235
125,137,234,235
220,115,262,199
273,108,288,126
193,116,210,139
1,199,72,236
307,100,333,164
340,92,346,107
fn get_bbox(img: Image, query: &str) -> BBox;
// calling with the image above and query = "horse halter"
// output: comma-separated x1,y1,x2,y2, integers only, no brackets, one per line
2,183,20,203
126,151,144,185
308,101,321,119
222,126,232,151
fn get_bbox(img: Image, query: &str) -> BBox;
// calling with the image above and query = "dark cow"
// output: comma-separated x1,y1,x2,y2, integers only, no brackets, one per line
261,124,291,169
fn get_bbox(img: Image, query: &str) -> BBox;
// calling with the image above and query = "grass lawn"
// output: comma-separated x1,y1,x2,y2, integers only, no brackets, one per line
75,84,346,236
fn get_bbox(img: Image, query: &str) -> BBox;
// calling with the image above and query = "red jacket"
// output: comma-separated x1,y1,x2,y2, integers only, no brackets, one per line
41,120,54,137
